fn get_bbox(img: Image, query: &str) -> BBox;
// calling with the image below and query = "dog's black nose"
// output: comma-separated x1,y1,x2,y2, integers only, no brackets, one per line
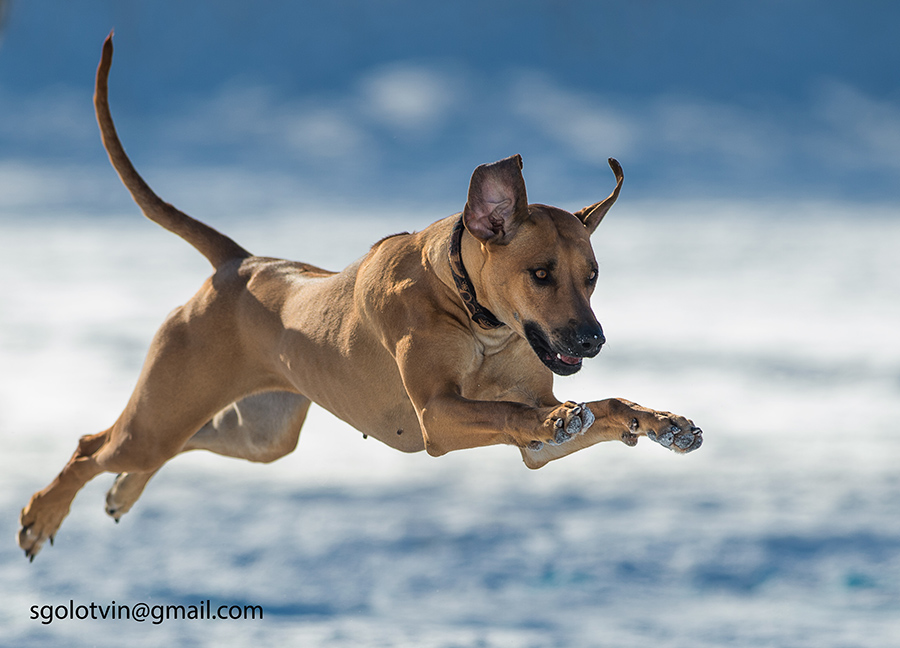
574,322,605,357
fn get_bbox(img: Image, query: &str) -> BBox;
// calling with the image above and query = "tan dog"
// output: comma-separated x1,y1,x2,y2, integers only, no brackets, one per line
18,35,702,561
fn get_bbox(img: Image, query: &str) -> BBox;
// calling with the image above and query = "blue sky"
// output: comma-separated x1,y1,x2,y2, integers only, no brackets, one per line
0,0,898,205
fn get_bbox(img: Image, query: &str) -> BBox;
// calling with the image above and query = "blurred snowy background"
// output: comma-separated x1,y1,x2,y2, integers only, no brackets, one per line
1,1,899,646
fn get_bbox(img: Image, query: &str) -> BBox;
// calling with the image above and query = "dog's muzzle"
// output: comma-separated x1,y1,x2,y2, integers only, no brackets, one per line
524,321,605,376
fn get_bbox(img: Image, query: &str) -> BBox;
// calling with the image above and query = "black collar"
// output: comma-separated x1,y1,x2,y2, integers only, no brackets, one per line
448,217,505,330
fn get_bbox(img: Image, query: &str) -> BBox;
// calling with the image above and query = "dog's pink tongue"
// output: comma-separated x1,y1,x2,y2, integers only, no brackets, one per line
559,354,581,365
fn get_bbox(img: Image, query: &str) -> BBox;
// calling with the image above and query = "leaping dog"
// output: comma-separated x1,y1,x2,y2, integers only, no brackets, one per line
18,34,701,560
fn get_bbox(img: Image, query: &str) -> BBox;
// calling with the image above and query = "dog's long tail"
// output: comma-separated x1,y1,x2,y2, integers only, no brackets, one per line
94,32,251,269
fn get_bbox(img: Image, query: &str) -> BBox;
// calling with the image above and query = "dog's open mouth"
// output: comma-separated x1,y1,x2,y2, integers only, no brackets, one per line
524,323,586,376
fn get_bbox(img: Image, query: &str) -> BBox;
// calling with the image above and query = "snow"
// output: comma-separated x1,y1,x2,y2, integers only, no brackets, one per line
1,196,899,647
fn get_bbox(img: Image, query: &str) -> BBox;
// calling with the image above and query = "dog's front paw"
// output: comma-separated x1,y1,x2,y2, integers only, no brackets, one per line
540,401,595,446
631,412,702,453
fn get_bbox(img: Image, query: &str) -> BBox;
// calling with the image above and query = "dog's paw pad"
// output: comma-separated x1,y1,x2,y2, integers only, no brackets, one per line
548,402,594,445
648,422,702,453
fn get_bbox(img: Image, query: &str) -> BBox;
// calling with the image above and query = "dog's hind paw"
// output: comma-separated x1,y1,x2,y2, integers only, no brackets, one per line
105,472,151,522
545,401,595,445
17,497,66,561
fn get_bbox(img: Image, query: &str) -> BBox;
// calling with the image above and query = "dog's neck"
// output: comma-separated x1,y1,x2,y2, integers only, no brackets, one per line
448,217,505,330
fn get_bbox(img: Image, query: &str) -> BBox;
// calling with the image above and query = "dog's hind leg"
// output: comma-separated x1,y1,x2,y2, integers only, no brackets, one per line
183,391,310,462
18,374,269,559
17,431,109,561
18,391,254,560
18,280,287,559
105,391,310,521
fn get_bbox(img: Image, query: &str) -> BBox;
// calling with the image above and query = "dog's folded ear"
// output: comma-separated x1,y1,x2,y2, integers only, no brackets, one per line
463,154,529,244
574,158,624,234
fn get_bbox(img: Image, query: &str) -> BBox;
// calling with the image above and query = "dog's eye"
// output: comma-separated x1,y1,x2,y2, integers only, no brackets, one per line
531,268,552,285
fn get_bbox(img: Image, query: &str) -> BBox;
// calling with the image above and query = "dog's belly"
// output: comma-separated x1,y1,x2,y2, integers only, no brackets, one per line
298,359,425,453
253,265,426,453
290,354,425,453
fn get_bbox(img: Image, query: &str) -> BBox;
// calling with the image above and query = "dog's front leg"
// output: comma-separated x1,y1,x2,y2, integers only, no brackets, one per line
397,334,700,465
397,334,599,455
414,393,581,455
411,392,701,465
519,398,702,469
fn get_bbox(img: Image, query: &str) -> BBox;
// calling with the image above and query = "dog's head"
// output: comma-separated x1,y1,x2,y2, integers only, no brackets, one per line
462,154,623,376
